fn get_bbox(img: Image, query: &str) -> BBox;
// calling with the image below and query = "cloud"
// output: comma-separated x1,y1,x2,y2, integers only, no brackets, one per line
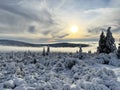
28,26,36,34
57,34,69,38
0,0,119,43
0,0,62,36
0,1,39,21
86,7,120,35
109,0,120,7
87,27,106,34
52,33,69,39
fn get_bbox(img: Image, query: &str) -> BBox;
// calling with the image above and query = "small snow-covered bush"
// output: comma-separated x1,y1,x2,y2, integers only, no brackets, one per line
3,80,15,89
95,68,116,80
64,59,76,69
14,84,35,90
94,53,120,66
13,77,26,87
53,62,65,72
63,84,70,90
95,53,110,64
80,82,110,90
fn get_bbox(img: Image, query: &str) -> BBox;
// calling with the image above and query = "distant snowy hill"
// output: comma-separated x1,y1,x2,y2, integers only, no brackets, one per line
0,39,89,47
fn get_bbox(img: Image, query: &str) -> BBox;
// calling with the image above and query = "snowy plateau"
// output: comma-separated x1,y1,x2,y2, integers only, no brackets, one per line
0,51,120,90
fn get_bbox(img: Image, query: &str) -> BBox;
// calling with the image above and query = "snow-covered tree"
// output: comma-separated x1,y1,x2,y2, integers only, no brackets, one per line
117,44,120,59
98,27,116,54
42,47,46,56
105,27,116,53
78,46,83,59
46,45,50,55
79,45,82,53
98,31,106,53
88,50,91,54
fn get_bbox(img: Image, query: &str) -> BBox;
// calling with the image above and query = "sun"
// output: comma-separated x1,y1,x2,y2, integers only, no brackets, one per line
70,25,78,33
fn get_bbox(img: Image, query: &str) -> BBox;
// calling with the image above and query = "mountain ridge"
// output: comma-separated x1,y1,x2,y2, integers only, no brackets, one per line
0,39,89,47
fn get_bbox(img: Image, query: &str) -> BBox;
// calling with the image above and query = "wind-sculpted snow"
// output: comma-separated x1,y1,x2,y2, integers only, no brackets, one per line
0,52,120,90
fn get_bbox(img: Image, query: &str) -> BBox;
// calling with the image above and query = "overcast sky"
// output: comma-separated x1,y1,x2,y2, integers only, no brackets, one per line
0,0,120,43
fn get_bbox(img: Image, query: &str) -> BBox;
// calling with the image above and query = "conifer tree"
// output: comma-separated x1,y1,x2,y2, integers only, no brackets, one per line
98,27,116,54
117,44,120,59
105,27,116,53
98,31,106,53
46,45,50,55
79,45,82,53
78,46,83,59
42,47,45,56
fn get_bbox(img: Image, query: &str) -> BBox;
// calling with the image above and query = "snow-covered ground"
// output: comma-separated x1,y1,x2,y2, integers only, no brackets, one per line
0,51,120,90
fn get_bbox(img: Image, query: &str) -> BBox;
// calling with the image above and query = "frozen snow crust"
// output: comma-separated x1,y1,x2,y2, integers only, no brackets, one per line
0,51,120,90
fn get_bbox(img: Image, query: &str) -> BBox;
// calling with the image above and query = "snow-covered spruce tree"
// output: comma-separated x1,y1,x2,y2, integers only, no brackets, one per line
105,27,116,53
78,46,83,59
98,31,106,53
42,47,46,56
88,50,91,54
117,44,120,59
79,45,82,53
46,45,50,55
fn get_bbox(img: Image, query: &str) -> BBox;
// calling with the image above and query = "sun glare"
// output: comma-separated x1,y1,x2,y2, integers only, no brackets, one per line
70,25,78,33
